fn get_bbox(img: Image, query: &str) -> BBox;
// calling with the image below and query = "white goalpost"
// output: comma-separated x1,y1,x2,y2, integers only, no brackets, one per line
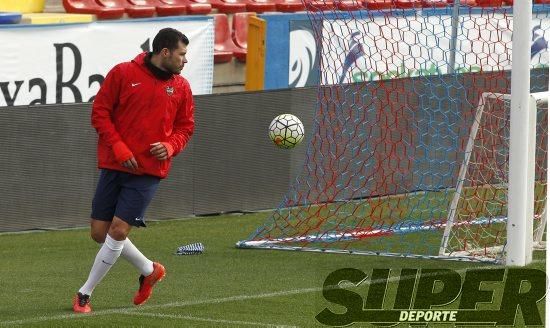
508,0,537,266
439,92,546,263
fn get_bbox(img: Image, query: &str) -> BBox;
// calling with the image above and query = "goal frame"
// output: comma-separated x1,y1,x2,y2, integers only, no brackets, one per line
438,92,546,263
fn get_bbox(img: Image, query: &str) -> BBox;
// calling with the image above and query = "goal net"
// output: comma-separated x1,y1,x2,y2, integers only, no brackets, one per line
237,2,548,263
439,92,547,262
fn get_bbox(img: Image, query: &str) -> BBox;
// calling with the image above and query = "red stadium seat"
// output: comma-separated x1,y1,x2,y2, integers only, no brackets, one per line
446,0,479,5
219,0,247,12
274,0,305,12
163,0,211,14
213,14,240,63
502,0,512,4
204,0,247,13
395,0,421,8
363,0,393,10
335,0,364,10
245,0,276,13
232,12,255,62
63,0,124,19
97,0,156,17
129,0,187,15
304,0,335,11
474,0,502,6
422,0,448,7
535,0,550,3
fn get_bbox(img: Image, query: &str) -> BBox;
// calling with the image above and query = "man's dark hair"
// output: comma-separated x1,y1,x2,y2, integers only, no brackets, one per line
152,28,189,54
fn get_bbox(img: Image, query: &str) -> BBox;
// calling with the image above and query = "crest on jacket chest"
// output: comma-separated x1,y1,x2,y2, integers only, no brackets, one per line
165,86,174,96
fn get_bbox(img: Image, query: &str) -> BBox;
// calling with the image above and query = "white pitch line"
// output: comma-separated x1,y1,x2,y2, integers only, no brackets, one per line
0,288,319,327
0,259,545,327
139,287,321,311
122,311,299,328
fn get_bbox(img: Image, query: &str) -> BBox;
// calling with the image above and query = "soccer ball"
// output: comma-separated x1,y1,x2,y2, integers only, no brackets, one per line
268,114,305,149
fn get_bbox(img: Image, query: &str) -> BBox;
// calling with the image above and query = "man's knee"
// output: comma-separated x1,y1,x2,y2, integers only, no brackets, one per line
108,217,132,241
90,219,110,243
108,228,128,241
90,230,106,243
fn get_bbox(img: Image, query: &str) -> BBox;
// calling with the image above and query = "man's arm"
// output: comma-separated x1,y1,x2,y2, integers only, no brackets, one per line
91,65,136,167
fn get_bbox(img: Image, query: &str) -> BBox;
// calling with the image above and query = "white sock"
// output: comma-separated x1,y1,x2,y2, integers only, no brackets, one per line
79,234,125,296
120,238,154,276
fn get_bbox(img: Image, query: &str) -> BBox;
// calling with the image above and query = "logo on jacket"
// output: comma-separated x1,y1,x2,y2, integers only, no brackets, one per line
165,86,174,96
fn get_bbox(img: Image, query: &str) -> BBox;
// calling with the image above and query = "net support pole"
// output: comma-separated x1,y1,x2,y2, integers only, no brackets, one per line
439,93,489,256
447,0,461,74
507,0,535,266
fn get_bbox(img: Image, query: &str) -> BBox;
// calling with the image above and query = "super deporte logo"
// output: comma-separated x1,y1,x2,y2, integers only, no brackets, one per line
316,268,546,326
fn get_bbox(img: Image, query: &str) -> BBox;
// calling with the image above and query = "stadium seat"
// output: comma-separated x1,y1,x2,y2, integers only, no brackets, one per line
304,0,335,11
474,0,502,6
421,0,448,6
97,0,156,17
535,0,550,3
502,0,512,4
0,11,21,24
22,12,94,24
162,0,211,14
363,0,393,10
204,0,246,13
395,0,421,8
213,14,239,63
245,0,276,13
335,0,364,10
445,0,476,5
129,0,187,15
232,12,254,61
274,0,305,12
63,0,124,19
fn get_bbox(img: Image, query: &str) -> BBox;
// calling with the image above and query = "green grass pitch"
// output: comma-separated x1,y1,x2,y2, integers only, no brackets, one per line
0,213,545,327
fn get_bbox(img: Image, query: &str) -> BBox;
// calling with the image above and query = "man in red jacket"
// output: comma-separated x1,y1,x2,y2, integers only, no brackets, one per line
73,28,195,313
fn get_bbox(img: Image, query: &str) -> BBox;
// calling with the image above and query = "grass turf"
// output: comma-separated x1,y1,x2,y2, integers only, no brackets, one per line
0,212,545,327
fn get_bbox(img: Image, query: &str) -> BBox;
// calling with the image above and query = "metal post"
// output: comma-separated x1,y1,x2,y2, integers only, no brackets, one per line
507,0,535,266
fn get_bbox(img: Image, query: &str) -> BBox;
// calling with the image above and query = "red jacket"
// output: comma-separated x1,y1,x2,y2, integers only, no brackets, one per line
92,52,195,178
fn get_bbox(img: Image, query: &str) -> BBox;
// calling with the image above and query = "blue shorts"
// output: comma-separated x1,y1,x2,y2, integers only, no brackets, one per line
91,169,160,227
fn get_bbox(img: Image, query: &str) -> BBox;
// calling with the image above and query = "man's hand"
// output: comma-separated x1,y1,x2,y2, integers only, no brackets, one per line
122,157,139,171
150,142,169,160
